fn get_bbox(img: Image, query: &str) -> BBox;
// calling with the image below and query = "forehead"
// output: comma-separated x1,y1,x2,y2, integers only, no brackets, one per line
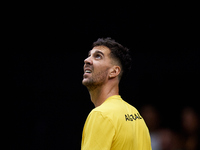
89,46,111,55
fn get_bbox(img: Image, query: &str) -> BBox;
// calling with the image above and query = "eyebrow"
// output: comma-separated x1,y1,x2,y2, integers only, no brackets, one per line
88,50,104,56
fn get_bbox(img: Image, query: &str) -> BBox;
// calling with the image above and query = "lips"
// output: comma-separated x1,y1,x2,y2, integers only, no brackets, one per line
84,65,93,74
85,69,92,73
84,68,92,74
83,68,92,78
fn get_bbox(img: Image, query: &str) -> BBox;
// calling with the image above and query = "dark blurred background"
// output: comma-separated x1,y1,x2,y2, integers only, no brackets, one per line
8,1,199,150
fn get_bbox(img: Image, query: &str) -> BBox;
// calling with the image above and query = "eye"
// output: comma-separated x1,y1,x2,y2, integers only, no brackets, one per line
95,54,102,59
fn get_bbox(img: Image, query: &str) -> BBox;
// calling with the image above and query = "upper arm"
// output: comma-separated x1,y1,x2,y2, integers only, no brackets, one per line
81,111,115,150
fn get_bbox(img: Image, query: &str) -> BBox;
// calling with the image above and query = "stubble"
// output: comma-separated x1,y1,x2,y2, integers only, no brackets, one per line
82,69,108,91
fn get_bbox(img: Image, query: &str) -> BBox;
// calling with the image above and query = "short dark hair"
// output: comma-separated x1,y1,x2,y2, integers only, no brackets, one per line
92,37,132,80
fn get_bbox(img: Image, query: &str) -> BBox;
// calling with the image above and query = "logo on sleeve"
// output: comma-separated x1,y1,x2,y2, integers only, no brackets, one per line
125,113,142,121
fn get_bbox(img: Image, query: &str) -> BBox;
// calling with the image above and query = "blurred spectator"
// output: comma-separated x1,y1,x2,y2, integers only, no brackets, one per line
159,128,183,150
141,105,162,150
181,107,200,150
159,128,173,150
141,105,184,150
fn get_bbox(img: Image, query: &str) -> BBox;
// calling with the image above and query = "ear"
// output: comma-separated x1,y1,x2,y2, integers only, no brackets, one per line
109,66,121,79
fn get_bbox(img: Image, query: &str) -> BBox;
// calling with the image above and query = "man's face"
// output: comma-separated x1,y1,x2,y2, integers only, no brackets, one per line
82,46,113,90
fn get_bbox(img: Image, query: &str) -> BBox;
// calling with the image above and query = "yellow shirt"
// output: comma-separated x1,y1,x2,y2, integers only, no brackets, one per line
81,95,151,150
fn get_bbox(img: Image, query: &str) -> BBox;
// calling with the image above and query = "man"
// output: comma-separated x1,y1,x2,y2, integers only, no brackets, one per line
81,37,151,150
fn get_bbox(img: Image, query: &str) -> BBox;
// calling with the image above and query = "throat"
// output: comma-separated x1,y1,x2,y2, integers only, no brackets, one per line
89,84,119,107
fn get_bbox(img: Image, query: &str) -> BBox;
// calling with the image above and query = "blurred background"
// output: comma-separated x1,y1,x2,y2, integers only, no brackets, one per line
8,1,199,150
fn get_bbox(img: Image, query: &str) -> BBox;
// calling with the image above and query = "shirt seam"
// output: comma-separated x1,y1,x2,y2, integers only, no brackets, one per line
91,110,117,132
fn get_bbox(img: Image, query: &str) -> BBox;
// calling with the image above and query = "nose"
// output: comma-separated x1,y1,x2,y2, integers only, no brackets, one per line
84,56,93,65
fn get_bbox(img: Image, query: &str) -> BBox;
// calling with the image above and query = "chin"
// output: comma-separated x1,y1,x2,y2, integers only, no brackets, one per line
82,78,95,89
82,78,89,86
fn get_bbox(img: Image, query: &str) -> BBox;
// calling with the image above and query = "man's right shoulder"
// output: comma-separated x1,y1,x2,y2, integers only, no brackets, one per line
89,108,103,116
88,107,110,120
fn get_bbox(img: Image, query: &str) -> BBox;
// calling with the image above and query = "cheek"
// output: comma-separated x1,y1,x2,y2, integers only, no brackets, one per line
94,67,110,79
93,61,112,76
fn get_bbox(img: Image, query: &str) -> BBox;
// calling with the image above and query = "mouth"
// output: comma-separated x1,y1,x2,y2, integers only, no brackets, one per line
84,69,92,74
83,65,93,78
83,69,92,79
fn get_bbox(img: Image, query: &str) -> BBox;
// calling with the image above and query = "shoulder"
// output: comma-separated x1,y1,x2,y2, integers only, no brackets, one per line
87,102,118,123
88,95,125,120
88,95,141,121
85,108,115,131
89,107,111,121
91,96,121,115
94,95,138,113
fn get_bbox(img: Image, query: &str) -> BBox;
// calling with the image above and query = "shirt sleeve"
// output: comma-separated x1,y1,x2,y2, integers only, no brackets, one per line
81,111,115,150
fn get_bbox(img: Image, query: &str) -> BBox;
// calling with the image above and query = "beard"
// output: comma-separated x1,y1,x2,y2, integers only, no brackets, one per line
82,69,108,91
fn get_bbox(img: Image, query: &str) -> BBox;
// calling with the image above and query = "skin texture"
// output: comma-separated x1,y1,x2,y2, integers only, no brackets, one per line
82,46,121,107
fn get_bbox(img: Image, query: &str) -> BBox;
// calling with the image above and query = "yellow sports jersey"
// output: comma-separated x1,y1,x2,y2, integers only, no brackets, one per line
81,95,151,150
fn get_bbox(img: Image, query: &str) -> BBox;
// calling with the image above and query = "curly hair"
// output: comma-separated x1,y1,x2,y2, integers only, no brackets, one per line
92,37,132,80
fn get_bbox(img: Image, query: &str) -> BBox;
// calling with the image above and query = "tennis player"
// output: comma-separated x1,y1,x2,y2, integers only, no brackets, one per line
81,37,151,150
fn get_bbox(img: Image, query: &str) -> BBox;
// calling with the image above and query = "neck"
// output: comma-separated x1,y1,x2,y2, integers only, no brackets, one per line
88,80,119,107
